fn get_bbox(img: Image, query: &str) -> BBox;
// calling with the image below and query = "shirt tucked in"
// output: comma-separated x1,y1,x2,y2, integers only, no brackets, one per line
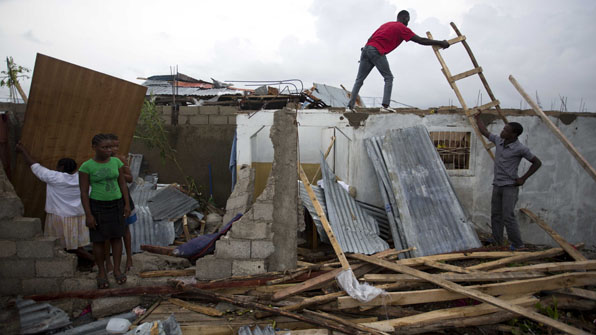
488,133,535,186
31,163,85,217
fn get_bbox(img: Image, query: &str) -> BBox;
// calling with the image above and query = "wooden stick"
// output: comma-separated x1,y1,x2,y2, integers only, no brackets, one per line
395,251,526,267
140,244,175,256
266,268,310,286
299,165,351,270
491,259,596,273
395,310,520,334
363,271,545,283
131,299,161,327
339,272,596,309
303,309,390,335
553,287,596,302
139,269,195,278
170,280,372,335
466,245,580,271
182,215,191,242
423,259,478,274
168,298,223,317
520,208,587,261
349,254,591,335
310,136,336,184
363,295,537,333
509,75,596,183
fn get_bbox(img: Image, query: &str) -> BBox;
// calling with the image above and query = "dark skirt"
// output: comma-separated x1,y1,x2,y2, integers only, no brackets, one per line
89,198,126,242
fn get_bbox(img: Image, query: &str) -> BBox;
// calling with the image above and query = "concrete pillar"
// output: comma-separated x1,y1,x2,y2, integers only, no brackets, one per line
268,108,298,271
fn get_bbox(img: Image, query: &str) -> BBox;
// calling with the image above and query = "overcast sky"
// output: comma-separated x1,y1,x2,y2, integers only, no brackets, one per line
1,0,595,112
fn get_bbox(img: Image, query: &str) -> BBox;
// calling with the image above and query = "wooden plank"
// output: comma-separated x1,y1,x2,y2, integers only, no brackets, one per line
509,74,596,182
346,254,592,335
168,298,223,317
395,251,525,266
12,54,147,219
363,271,545,283
309,136,336,183
362,295,537,332
520,208,587,261
423,259,478,274
298,165,350,270
339,272,596,309
554,287,596,302
449,66,483,83
491,260,596,273
271,249,395,301
466,246,571,271
182,215,191,242
139,269,195,278
303,309,390,335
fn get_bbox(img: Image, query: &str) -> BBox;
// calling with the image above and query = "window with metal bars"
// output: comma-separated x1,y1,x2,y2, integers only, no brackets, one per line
429,131,471,170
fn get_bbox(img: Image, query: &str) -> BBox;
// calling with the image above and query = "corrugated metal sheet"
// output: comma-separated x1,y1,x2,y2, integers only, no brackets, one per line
376,125,481,257
128,153,143,181
321,154,389,255
311,83,351,107
145,86,244,97
147,185,199,221
298,181,330,243
365,137,409,255
355,200,392,241
17,298,70,334
129,182,176,253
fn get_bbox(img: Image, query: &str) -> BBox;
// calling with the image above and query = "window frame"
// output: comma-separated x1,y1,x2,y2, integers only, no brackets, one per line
428,127,476,177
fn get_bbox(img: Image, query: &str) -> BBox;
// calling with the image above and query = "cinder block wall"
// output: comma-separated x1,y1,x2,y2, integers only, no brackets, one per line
0,161,78,296
159,105,238,126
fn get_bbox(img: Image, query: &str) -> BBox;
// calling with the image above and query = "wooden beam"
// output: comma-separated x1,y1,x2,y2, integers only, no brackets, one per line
520,208,587,261
309,136,336,183
363,271,545,283
139,269,195,278
423,259,478,274
298,165,351,270
395,251,525,266
509,75,596,183
303,309,390,335
466,246,574,271
339,272,596,309
168,298,223,317
170,281,370,335
490,260,596,273
362,295,537,333
554,287,596,302
346,254,592,335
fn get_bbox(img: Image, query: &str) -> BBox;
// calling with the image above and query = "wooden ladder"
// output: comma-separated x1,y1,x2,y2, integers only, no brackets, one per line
427,22,509,160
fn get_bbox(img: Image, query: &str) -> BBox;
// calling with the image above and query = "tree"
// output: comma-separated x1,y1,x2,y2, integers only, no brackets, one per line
0,57,30,103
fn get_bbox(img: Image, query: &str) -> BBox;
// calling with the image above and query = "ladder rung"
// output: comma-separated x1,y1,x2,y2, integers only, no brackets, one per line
476,100,500,111
449,67,483,83
466,108,480,117
447,35,466,45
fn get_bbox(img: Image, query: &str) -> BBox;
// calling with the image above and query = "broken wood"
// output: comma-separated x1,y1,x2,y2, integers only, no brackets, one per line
139,269,196,278
169,280,374,335
272,248,395,301
490,259,596,273
395,251,526,266
520,208,588,261
394,310,521,334
168,298,223,317
423,259,478,274
309,135,336,184
348,253,591,335
266,268,310,286
466,245,582,271
553,287,596,302
298,165,351,270
182,215,191,242
509,75,596,183
339,272,596,309
302,309,390,335
363,270,545,283
362,295,537,333
140,244,175,256
131,298,161,327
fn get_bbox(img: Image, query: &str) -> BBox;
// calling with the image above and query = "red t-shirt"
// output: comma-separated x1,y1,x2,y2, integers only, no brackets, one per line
365,21,415,55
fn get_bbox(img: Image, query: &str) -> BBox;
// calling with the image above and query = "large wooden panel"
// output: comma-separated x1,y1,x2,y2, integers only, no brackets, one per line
12,54,147,219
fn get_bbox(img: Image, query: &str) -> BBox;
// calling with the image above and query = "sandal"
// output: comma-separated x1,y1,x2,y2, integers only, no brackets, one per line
97,277,110,289
114,272,127,285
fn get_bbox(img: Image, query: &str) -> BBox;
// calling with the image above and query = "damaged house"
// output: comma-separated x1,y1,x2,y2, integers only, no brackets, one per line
1,40,596,334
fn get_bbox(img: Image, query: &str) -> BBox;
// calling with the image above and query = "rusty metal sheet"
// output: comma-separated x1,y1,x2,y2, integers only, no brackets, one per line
12,54,147,218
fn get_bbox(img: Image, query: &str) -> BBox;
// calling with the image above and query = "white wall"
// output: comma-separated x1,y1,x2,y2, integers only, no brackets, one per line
237,109,596,248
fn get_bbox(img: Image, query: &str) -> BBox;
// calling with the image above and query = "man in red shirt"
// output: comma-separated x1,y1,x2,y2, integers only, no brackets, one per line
347,10,450,112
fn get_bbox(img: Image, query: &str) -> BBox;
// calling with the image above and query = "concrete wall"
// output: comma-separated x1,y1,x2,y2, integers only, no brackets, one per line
236,108,596,248
130,105,237,206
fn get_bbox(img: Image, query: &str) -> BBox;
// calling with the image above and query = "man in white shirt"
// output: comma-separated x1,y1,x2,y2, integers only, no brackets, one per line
16,143,93,262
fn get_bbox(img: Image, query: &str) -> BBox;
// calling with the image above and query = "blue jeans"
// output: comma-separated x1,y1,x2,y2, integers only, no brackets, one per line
348,45,394,108
491,185,523,248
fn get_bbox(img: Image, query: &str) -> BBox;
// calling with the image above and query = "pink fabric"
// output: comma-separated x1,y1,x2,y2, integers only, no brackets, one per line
366,21,415,55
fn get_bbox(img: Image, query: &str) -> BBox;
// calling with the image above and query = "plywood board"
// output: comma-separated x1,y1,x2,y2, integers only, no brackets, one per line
12,53,146,218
